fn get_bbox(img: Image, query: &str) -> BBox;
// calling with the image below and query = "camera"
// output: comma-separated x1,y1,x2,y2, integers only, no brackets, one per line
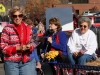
45,29,54,36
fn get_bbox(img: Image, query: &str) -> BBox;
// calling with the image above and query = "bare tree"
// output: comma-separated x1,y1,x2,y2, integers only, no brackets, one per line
89,6,99,13
24,0,61,17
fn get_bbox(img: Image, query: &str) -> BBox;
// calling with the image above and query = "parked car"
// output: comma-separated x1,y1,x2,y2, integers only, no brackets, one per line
82,10,96,16
82,15,100,27
93,11,100,16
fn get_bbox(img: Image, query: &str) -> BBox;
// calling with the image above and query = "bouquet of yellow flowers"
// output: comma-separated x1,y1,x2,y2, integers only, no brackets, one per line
45,51,59,61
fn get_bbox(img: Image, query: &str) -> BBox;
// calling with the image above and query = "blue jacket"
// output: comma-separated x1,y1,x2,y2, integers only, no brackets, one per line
42,31,68,56
32,27,38,34
30,49,40,62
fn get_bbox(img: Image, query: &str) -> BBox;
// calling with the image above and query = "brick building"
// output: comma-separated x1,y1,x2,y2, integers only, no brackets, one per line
54,0,100,15
0,0,4,4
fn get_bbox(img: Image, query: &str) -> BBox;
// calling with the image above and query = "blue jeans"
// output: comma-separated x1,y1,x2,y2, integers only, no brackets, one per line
31,58,37,75
68,53,96,75
67,53,96,65
4,59,36,75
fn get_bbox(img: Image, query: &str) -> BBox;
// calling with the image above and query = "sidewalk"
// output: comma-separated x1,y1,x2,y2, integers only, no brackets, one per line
0,59,5,75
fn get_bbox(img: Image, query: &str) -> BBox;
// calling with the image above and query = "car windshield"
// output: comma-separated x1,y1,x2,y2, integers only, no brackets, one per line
94,17,100,23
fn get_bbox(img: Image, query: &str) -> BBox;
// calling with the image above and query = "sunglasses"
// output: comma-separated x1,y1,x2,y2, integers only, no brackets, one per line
80,25,87,28
12,14,23,18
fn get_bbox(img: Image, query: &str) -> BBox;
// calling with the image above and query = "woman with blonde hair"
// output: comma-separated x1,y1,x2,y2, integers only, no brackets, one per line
0,6,38,75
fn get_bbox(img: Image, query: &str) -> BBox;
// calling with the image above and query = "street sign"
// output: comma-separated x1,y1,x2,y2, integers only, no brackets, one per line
0,4,6,12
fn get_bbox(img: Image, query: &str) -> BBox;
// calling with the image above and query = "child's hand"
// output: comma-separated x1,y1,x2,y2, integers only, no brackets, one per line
41,53,45,58
36,62,41,68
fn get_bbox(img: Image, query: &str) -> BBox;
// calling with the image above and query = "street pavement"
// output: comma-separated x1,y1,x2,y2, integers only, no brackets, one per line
0,60,5,75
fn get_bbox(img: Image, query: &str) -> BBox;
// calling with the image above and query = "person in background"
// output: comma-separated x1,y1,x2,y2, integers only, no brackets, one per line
25,18,38,34
34,18,45,56
0,32,4,63
25,18,41,75
0,7,38,75
34,18,45,34
67,17,97,75
73,14,78,29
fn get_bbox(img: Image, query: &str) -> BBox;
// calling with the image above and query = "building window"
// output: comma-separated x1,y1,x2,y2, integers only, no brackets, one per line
68,0,88,4
75,10,79,15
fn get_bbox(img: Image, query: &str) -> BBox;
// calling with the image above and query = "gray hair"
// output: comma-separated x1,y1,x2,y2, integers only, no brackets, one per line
78,17,91,28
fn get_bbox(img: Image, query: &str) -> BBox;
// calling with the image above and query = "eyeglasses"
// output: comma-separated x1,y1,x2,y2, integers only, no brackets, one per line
12,14,23,18
80,25,87,28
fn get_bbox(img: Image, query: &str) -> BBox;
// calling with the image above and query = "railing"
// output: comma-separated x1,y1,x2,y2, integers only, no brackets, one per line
57,63,100,71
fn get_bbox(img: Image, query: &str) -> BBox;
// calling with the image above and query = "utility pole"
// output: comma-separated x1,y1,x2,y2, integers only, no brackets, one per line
11,0,13,8
21,0,27,6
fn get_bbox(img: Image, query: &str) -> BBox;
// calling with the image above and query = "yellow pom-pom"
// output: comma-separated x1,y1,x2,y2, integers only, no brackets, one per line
45,50,59,61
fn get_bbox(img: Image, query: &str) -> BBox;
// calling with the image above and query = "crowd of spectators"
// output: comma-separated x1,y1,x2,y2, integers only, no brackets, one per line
0,6,99,75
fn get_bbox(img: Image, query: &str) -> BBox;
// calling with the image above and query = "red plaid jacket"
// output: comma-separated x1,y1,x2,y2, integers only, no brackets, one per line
0,22,37,62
